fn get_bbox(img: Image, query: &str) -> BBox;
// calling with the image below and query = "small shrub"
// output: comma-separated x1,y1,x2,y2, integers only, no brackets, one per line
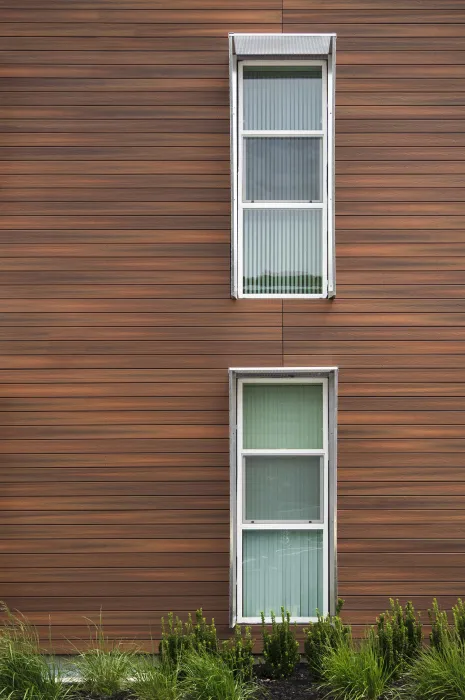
159,609,218,666
304,598,351,681
321,637,396,700
74,615,137,696
132,655,182,700
159,612,192,666
179,648,258,700
261,607,300,679
221,625,254,680
370,599,422,675
453,598,465,644
429,598,453,651
188,608,218,655
401,639,465,699
0,603,71,700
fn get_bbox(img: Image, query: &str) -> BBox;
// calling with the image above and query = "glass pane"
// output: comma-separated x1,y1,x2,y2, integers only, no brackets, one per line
245,137,321,202
243,66,322,131
243,383,323,449
243,530,323,618
245,455,322,521
243,209,323,295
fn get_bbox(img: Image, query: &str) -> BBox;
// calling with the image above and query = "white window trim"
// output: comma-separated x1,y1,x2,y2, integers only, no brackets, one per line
229,35,336,300
229,367,338,627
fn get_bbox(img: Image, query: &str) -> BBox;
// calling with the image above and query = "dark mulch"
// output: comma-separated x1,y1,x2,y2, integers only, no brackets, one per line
70,666,328,700
255,663,327,700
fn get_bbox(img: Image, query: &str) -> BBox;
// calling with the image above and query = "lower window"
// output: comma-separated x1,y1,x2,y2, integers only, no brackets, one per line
229,368,337,624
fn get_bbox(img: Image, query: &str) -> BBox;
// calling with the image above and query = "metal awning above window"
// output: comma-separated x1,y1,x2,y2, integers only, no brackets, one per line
232,33,335,60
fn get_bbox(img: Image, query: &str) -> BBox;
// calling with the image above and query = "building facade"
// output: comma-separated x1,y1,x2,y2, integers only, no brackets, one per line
1,0,464,648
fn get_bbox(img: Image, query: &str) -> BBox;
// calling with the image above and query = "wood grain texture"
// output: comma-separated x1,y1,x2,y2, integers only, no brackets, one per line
280,0,465,635
0,0,282,647
0,0,463,647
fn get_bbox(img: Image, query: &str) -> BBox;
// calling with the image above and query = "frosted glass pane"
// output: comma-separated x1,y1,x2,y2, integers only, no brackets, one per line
243,209,323,295
243,530,323,618
245,455,322,521
243,383,323,449
245,138,322,202
243,66,322,131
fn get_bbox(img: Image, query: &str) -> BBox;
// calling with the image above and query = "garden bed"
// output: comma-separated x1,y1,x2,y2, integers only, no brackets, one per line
256,664,325,700
68,668,327,700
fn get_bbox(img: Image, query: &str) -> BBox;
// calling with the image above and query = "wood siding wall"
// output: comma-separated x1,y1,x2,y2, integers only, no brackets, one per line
0,0,464,648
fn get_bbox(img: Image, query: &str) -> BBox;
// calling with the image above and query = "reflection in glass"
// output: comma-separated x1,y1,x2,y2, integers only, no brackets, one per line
245,138,322,202
243,66,323,131
243,530,323,618
243,209,323,295
245,455,322,522
243,383,323,450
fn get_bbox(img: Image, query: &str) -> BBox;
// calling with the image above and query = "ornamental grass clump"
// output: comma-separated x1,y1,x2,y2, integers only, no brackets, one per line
0,603,71,700
321,636,397,700
179,647,258,700
260,607,300,679
304,598,351,681
74,614,137,696
369,599,423,676
400,637,465,700
132,655,182,700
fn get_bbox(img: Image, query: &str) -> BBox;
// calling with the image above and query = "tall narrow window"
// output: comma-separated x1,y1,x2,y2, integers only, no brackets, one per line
229,368,337,625
230,34,336,299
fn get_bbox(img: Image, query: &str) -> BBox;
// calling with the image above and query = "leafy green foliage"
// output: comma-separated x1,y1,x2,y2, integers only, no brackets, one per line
453,598,465,644
370,599,423,675
159,609,218,666
74,614,137,696
429,598,453,651
159,613,190,666
221,626,254,680
304,598,351,681
179,648,258,700
0,603,71,700
401,638,465,699
132,655,182,700
321,637,396,700
260,608,300,679
189,608,219,655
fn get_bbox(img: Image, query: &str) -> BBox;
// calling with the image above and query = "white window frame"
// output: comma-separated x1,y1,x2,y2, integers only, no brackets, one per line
229,367,338,626
238,60,328,300
229,34,336,300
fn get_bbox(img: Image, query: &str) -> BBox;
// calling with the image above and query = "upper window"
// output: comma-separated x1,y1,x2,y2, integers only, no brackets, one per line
229,34,336,298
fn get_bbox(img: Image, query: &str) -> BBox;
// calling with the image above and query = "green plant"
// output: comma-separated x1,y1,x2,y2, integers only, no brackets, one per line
370,599,422,675
260,608,300,679
74,614,137,696
453,598,465,644
221,626,254,680
179,648,258,700
159,612,192,666
159,609,218,666
132,655,182,700
304,598,351,681
401,638,465,699
429,598,453,651
189,608,218,655
321,637,397,700
0,604,71,700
